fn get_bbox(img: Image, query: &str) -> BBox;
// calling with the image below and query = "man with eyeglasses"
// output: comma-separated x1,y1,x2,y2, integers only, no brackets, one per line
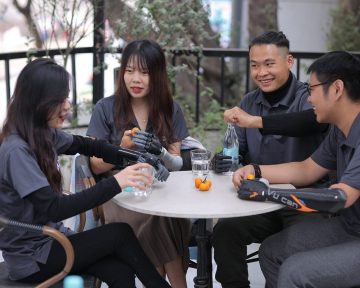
232,51,360,287
212,31,330,288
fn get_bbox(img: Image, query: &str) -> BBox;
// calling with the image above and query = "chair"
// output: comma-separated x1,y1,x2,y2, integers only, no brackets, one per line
70,154,104,232
0,217,75,288
70,154,104,288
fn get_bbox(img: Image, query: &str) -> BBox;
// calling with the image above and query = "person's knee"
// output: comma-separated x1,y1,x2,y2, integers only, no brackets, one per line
277,255,305,287
258,235,281,275
258,231,283,262
212,219,249,247
105,222,136,242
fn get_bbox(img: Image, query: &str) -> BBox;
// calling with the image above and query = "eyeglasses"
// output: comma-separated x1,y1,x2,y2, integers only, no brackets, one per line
304,81,330,95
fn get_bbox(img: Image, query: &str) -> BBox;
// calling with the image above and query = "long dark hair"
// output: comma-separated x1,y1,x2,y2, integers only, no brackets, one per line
114,39,175,148
0,58,70,193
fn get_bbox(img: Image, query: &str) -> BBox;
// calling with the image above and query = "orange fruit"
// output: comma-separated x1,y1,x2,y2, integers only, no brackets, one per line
199,180,211,191
195,177,202,188
246,173,255,180
131,127,140,135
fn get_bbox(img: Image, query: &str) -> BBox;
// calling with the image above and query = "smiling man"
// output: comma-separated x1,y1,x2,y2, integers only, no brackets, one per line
212,31,330,288
232,51,360,288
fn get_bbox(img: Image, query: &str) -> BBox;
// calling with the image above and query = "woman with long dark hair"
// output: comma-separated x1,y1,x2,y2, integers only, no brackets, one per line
87,39,190,287
0,58,171,288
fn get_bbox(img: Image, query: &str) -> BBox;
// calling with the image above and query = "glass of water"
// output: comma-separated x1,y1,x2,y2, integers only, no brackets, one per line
190,149,211,176
133,166,156,198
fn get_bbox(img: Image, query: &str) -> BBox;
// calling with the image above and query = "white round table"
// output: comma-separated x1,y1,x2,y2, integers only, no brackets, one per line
113,171,290,218
113,171,294,288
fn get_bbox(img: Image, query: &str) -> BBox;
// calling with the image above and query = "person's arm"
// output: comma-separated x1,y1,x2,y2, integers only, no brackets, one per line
26,162,153,222
232,158,330,189
225,107,329,137
261,109,329,136
132,130,183,171
25,177,120,222
64,135,137,162
331,182,360,208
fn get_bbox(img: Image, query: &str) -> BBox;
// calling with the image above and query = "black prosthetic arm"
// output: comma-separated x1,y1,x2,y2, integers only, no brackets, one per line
66,136,170,181
213,152,232,173
237,179,346,213
132,130,163,155
101,142,170,181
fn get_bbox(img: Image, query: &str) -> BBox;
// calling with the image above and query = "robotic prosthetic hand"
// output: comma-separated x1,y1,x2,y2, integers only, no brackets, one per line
132,130,163,155
132,130,183,171
213,152,232,173
101,142,170,181
238,179,347,213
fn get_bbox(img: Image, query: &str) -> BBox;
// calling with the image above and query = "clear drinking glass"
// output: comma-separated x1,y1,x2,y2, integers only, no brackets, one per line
132,166,156,198
190,149,211,176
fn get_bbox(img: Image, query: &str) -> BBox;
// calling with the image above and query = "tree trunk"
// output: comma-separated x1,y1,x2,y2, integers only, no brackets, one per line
340,0,360,11
248,0,278,90
248,0,278,42
13,0,42,48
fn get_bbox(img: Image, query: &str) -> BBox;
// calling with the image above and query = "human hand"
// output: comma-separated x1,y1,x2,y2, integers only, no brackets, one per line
137,152,170,181
132,130,163,155
213,152,232,173
232,165,256,189
121,130,136,149
113,163,153,191
224,107,262,129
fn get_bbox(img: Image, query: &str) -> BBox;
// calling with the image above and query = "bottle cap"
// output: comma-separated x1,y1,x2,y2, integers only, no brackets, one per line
63,275,84,288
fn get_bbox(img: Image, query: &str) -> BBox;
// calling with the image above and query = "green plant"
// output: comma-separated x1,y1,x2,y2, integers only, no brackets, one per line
327,3,360,51
201,99,227,131
113,0,213,49
189,98,227,153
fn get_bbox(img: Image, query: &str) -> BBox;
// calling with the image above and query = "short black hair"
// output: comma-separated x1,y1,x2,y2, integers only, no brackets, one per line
307,51,360,102
249,31,289,50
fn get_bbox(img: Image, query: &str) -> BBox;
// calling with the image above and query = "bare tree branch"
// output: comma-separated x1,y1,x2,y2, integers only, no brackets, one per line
13,0,42,48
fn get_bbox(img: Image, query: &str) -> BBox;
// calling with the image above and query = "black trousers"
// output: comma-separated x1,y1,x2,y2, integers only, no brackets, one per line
20,223,171,288
212,209,328,288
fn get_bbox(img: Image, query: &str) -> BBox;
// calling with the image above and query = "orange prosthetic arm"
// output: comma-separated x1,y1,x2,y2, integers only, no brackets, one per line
238,179,346,213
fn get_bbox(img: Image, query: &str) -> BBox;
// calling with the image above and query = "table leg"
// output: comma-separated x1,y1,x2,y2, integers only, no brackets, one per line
193,219,213,288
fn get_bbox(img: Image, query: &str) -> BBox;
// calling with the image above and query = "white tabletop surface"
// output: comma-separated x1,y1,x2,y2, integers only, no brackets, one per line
113,171,294,219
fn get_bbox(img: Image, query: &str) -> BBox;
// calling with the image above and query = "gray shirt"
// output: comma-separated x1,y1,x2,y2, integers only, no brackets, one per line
87,96,189,147
0,129,73,280
312,113,360,233
236,73,325,165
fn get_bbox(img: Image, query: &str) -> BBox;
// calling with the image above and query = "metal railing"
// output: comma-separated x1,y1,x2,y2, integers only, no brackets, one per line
1,47,358,124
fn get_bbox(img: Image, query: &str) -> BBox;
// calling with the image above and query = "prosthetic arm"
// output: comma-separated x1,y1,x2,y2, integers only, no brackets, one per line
65,136,170,181
213,152,232,173
212,152,244,173
237,179,346,213
132,130,183,171
101,143,170,181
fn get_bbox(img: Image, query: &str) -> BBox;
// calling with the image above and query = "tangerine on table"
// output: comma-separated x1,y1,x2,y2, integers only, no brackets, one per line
199,179,211,191
195,177,202,188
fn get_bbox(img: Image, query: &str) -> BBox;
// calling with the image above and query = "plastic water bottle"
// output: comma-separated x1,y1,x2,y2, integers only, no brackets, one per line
222,124,240,174
63,275,84,288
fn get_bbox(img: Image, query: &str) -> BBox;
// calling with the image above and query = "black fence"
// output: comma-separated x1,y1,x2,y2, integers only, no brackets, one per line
1,47,358,124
